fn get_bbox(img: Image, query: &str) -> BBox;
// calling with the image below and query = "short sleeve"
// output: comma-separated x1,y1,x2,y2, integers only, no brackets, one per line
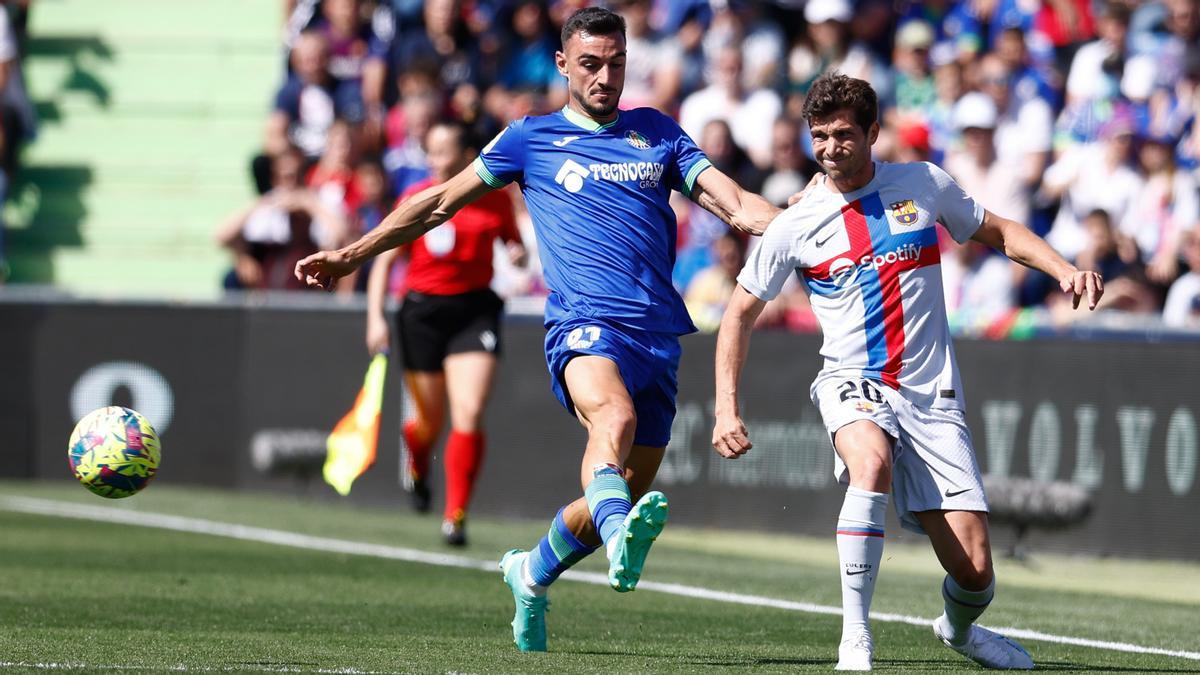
926,162,984,244
659,113,711,198
736,215,798,302
474,119,526,188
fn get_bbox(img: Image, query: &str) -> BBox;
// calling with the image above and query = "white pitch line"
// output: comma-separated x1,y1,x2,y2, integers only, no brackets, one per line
3,496,1198,663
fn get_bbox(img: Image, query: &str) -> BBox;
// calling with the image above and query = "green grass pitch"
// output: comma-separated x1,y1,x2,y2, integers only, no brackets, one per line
0,481,1197,673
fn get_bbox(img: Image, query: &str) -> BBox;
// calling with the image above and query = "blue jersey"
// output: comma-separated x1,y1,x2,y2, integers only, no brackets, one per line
474,106,712,335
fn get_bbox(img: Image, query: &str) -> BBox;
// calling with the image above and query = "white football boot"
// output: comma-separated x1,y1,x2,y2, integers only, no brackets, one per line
835,629,873,671
934,615,1034,670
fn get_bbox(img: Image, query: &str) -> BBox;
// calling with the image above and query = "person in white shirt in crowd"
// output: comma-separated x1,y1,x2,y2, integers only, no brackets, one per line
977,53,1053,195
1064,1,1131,108
613,0,682,112
1163,229,1200,327
679,44,782,169
1121,124,1199,287
786,0,894,103
1042,110,1143,263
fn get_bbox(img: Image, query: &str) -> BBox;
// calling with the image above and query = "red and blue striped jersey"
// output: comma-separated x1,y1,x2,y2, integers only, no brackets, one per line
739,161,984,410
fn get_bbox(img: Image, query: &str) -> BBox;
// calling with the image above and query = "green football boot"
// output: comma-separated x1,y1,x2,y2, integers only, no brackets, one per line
499,549,548,652
608,491,669,592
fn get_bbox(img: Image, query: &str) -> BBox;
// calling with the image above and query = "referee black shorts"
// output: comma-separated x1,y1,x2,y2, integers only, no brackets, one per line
395,288,504,372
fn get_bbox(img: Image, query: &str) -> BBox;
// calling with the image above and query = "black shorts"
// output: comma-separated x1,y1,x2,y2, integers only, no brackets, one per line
395,288,504,372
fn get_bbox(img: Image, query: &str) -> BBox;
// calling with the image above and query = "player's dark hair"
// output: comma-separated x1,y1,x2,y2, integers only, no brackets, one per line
561,6,626,47
801,72,879,134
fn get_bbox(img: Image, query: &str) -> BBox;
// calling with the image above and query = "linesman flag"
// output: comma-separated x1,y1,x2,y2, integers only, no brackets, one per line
324,353,388,496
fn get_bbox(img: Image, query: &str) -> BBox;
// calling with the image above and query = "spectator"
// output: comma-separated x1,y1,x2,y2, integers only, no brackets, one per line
218,147,350,292
615,0,682,112
679,45,782,169
978,53,1053,194
945,92,1030,225
267,31,355,160
1042,111,1143,262
1072,208,1159,313
942,238,1017,330
760,117,814,208
788,0,894,103
994,25,1061,110
350,156,391,293
685,231,746,332
1122,126,1198,286
941,0,1036,59
889,20,937,124
391,0,483,94
490,1,564,103
311,0,390,148
306,120,363,217
1064,1,1131,107
1163,229,1200,326
383,93,437,196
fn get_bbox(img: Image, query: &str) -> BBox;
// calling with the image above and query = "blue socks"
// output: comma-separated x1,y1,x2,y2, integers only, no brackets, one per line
526,508,599,589
584,464,632,550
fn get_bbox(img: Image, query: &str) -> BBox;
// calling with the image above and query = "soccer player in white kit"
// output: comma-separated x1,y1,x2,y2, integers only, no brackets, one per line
712,73,1104,671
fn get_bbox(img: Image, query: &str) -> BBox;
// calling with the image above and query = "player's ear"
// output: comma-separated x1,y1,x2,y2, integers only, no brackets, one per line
867,121,880,146
555,50,569,78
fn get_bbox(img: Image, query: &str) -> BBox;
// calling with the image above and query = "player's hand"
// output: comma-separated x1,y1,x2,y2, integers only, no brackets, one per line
1059,269,1104,310
786,173,822,207
366,313,390,355
712,413,753,459
295,249,357,290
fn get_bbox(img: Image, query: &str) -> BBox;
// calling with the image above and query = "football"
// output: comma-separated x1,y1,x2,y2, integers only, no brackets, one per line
67,406,161,499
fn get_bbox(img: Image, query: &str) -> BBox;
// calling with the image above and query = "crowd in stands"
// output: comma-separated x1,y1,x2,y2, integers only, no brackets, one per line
220,0,1200,332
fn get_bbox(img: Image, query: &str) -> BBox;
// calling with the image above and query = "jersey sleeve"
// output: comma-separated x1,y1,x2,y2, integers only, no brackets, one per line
474,119,527,188
659,112,712,198
736,215,798,302
926,162,984,244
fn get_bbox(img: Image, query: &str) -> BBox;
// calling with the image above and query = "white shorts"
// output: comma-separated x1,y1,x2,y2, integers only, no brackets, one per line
811,375,989,535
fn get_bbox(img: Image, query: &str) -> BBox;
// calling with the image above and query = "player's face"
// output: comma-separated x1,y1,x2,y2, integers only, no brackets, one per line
809,110,878,189
556,30,627,121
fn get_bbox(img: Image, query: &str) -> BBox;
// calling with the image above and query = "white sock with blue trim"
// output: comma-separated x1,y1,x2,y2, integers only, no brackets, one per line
836,486,889,641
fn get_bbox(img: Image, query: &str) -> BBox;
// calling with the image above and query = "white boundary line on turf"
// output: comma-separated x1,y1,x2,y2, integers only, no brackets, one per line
4,496,1198,663
0,662,388,674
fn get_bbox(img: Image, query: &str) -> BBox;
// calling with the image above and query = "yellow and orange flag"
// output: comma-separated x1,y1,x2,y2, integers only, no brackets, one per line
324,353,388,496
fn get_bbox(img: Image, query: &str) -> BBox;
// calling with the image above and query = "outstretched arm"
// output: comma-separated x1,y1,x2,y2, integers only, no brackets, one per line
712,284,768,459
295,166,495,289
970,210,1104,310
690,166,781,236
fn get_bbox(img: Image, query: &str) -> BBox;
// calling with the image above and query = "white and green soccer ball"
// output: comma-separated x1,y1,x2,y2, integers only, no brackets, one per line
67,406,161,498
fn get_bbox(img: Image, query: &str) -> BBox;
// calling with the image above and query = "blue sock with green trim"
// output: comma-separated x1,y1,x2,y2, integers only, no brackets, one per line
584,464,632,555
524,507,599,593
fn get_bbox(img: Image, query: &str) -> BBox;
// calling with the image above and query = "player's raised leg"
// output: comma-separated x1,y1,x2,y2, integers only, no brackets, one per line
500,444,665,651
832,420,893,671
401,371,445,512
919,509,1033,670
565,355,668,592
441,350,498,545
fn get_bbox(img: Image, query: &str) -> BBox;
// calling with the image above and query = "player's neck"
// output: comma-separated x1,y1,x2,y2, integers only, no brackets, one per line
564,101,618,128
826,161,877,194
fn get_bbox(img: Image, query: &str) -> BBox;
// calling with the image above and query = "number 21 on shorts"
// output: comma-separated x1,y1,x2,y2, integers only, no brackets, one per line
566,326,602,349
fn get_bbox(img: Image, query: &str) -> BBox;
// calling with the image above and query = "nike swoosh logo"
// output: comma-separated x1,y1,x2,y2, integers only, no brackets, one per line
815,231,838,247
944,488,971,497
552,136,581,147
845,569,870,576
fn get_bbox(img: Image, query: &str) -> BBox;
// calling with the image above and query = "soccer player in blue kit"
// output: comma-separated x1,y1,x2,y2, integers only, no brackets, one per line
295,7,780,653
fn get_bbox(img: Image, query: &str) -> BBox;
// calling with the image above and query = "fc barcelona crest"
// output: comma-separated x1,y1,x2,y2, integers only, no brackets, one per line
625,130,651,150
889,199,919,225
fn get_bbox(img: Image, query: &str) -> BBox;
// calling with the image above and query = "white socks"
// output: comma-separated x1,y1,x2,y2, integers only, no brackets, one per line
836,486,889,640
940,574,994,644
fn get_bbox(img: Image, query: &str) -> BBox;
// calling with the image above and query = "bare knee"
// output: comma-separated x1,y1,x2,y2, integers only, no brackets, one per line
948,555,993,591
834,422,893,492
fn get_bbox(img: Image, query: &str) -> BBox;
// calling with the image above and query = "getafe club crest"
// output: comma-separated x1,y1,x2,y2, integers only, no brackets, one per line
625,130,651,150
889,199,919,225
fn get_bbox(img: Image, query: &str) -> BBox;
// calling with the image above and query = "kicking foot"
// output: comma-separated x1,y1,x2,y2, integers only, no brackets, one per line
608,491,669,592
499,549,548,652
934,615,1033,670
835,629,873,671
441,516,466,547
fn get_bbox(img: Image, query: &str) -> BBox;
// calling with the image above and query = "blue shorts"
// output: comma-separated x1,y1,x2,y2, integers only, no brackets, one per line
544,317,681,448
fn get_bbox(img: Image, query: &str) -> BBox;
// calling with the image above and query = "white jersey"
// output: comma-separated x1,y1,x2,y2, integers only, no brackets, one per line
739,161,984,410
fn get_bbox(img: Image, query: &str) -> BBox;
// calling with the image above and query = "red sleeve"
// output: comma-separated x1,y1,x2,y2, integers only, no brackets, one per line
493,189,521,244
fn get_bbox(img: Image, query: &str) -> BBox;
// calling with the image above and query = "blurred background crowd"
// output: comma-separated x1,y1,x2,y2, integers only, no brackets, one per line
219,0,1200,334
